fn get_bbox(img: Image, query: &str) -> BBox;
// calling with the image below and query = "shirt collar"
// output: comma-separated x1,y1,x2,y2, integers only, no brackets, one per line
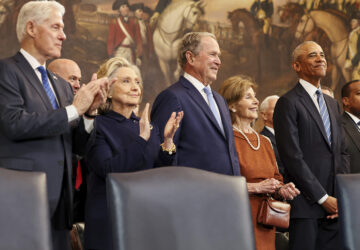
107,110,140,122
265,126,275,135
183,72,210,92
19,48,46,70
345,111,360,125
299,78,321,98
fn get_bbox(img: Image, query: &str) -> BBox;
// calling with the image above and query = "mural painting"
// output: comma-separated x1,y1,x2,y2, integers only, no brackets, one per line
1,0,360,105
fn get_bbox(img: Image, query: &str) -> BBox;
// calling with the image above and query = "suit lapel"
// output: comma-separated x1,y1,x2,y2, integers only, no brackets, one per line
262,127,276,145
180,77,225,137
324,95,338,149
48,71,69,108
296,83,331,148
213,92,228,138
14,52,53,110
343,113,360,151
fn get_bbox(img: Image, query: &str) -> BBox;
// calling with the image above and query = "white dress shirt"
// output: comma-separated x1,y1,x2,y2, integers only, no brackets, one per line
345,111,360,130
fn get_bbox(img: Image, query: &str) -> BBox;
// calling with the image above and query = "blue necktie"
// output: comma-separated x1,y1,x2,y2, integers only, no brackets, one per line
37,66,59,109
316,90,331,144
203,86,224,134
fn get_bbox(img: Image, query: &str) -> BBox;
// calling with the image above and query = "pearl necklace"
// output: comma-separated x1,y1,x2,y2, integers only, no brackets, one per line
232,125,260,151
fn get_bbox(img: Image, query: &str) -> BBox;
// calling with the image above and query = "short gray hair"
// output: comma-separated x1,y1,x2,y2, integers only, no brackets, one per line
259,95,279,113
16,1,65,43
178,32,217,70
292,41,320,63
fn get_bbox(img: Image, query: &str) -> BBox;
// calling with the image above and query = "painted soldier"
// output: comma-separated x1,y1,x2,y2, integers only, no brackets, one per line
107,0,142,65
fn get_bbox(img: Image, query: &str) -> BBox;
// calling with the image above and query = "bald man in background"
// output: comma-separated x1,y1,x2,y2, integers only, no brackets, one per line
48,58,82,94
48,58,87,224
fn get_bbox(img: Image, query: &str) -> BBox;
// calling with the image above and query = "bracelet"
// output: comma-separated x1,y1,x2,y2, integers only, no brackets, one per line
84,112,97,119
160,142,176,155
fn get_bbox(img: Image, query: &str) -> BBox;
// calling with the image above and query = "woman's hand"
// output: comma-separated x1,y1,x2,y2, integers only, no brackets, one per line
248,178,281,194
278,182,300,200
162,111,184,149
139,103,151,141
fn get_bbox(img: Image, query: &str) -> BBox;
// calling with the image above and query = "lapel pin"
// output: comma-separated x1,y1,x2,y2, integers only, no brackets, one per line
53,75,58,80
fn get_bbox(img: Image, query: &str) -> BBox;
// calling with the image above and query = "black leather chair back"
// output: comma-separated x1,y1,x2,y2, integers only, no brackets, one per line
0,168,52,250
336,174,360,250
107,167,255,250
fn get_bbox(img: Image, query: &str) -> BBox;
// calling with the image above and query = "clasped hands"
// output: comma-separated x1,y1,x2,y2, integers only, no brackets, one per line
73,73,115,117
255,178,300,201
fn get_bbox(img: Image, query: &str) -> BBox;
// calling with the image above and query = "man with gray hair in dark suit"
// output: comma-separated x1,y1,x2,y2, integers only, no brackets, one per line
0,2,112,249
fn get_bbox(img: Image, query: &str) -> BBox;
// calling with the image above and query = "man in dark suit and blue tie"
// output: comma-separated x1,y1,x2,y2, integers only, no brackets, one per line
151,32,240,176
0,2,110,250
273,41,349,250
341,80,360,173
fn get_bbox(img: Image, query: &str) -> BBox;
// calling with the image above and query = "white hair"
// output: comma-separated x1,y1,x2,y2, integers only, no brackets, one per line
260,95,279,113
16,1,65,43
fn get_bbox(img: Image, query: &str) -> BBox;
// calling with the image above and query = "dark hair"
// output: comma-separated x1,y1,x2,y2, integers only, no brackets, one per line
341,79,360,98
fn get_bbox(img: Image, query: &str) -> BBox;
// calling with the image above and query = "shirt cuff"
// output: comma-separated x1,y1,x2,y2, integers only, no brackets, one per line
318,194,328,205
66,105,79,122
83,116,94,133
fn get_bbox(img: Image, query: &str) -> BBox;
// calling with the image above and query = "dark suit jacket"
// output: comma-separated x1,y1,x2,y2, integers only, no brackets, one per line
273,83,349,219
84,111,173,250
150,76,240,176
260,127,285,176
342,112,360,173
0,52,89,229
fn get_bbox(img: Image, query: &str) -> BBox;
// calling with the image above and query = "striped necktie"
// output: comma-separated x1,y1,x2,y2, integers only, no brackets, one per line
37,66,59,109
316,90,331,144
203,86,224,134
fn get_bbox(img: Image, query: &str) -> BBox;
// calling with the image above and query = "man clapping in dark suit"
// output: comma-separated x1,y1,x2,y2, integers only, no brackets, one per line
151,32,240,176
273,41,349,250
0,2,111,250
341,80,360,173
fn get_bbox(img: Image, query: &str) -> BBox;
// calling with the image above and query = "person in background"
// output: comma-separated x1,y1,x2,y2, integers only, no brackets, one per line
48,58,87,225
259,95,285,176
273,41,349,250
0,2,111,250
321,85,334,98
341,79,360,173
48,58,82,94
219,75,299,250
84,57,183,250
151,32,240,176
130,3,154,66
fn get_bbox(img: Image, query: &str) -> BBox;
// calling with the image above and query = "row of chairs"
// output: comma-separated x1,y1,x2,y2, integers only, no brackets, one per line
0,167,358,250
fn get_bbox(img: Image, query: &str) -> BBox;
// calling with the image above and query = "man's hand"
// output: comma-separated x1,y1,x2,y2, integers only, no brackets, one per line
72,74,112,116
87,74,116,115
322,196,338,218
